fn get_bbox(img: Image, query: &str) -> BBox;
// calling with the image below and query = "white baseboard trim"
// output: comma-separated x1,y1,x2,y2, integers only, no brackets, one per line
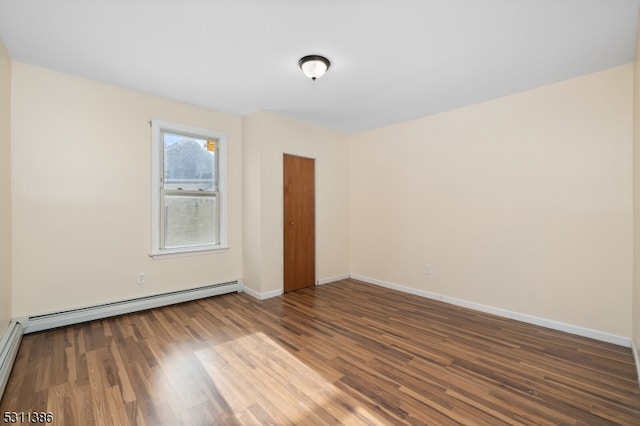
244,274,350,299
350,274,443,300
317,274,351,285
24,279,244,334
243,287,283,301
350,273,631,347
0,320,24,401
632,340,640,388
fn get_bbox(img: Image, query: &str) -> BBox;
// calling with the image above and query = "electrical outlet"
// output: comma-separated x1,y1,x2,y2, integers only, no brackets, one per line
137,273,146,285
424,265,432,275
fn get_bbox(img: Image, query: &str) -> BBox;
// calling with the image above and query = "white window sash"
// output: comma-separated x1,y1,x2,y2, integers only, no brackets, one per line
151,119,228,257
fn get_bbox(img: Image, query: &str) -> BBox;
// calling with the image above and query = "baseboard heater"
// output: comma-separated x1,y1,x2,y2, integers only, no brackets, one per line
23,279,244,334
0,320,24,400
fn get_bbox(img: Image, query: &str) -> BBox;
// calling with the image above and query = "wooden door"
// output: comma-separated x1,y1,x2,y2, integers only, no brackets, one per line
283,154,315,292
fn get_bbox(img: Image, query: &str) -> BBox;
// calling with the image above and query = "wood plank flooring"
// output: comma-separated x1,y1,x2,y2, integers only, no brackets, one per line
1,279,639,425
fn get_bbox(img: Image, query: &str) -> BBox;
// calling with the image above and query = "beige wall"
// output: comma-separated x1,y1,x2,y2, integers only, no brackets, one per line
3,47,636,347
0,40,11,333
243,111,349,296
10,63,243,317
350,65,634,337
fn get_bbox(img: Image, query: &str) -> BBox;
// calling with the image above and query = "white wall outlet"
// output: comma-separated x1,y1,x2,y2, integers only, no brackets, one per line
424,265,432,275
137,273,146,285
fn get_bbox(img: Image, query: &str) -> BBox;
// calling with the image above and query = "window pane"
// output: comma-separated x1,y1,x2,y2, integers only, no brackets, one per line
163,195,218,248
163,132,216,191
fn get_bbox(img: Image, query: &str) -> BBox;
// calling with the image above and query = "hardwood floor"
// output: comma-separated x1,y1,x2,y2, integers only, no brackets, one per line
1,279,639,425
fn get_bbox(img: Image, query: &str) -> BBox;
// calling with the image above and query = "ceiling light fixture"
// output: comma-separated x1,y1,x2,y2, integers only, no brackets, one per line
298,55,331,81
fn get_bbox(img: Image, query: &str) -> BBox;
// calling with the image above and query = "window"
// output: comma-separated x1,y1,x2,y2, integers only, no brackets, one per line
151,120,227,256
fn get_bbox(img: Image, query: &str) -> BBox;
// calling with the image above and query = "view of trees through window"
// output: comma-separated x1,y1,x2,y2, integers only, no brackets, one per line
162,132,218,248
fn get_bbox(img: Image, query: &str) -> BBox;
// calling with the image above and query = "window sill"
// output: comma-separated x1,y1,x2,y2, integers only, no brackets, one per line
149,246,229,260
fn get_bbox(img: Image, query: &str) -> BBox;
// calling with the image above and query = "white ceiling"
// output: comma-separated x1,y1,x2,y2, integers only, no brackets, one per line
0,0,638,133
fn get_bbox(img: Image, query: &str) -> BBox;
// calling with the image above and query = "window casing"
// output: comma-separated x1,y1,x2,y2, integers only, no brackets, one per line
151,120,228,256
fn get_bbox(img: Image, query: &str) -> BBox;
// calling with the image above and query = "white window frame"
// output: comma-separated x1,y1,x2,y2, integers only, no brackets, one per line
151,119,228,257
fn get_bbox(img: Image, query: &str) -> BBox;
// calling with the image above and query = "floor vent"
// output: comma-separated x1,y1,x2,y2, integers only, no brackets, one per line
0,320,24,400
24,280,244,334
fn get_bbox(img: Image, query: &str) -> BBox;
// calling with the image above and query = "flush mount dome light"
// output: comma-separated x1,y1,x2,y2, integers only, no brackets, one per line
298,55,331,80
